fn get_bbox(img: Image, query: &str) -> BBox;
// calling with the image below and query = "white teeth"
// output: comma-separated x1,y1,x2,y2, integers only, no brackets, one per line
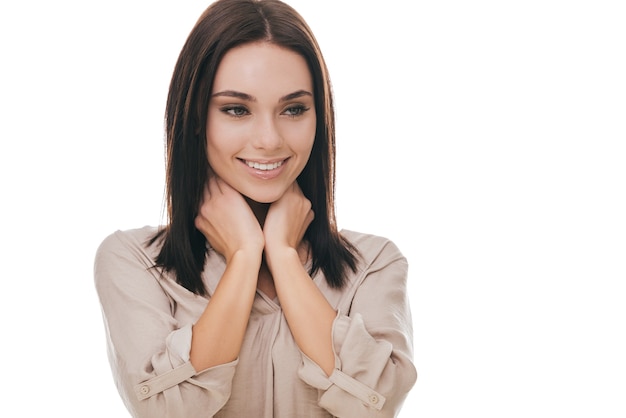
245,160,283,171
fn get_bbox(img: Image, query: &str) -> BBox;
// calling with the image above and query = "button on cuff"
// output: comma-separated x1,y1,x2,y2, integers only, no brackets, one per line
134,362,197,401
327,369,386,410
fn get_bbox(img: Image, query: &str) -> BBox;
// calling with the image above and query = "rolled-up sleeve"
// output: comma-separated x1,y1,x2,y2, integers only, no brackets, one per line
94,231,236,418
298,238,417,417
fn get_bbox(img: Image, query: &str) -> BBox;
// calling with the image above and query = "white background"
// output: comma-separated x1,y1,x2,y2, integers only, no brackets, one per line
1,0,625,416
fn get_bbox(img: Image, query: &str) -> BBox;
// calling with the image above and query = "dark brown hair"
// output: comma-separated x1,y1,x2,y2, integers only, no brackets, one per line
150,0,358,295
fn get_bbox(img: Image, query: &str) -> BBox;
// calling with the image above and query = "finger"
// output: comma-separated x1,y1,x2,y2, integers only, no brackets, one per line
194,215,203,230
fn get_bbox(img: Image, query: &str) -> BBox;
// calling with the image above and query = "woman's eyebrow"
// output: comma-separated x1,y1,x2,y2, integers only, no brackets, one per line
211,89,313,102
211,90,256,101
279,90,313,102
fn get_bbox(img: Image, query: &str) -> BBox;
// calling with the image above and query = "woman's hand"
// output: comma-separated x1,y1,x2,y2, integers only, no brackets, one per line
194,177,265,262
263,182,314,265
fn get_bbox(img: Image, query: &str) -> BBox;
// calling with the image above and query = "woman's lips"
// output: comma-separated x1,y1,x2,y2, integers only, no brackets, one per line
243,160,284,171
238,158,289,179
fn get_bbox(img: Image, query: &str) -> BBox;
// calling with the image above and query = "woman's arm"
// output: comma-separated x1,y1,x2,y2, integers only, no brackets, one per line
267,247,337,375
94,178,264,418
264,184,417,416
298,237,418,417
191,177,265,371
94,230,240,418
189,247,261,370
263,183,336,375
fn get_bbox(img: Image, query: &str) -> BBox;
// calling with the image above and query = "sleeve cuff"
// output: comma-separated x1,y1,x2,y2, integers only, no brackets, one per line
297,311,386,410
134,361,196,401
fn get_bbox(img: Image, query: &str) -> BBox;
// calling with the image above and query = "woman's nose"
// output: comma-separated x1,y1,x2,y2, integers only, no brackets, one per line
252,115,283,150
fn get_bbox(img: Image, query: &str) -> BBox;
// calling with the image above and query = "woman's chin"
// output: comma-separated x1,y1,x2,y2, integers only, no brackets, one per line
243,194,279,205
241,187,288,204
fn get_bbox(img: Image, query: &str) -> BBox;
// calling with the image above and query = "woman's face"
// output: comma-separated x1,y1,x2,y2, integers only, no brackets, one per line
206,42,316,203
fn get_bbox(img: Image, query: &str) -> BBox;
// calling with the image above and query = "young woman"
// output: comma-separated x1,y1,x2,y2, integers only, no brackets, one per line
94,0,417,416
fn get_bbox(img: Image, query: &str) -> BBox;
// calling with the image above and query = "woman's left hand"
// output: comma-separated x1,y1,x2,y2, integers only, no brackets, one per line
263,182,314,258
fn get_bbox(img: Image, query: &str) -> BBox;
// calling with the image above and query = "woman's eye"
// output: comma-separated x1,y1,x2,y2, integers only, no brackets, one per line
222,105,249,117
283,104,309,117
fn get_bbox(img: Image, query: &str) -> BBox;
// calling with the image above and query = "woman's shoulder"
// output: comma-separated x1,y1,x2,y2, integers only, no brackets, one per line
95,225,163,262
339,229,406,266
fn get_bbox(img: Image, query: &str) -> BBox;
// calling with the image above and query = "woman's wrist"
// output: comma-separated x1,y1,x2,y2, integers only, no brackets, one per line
265,245,300,276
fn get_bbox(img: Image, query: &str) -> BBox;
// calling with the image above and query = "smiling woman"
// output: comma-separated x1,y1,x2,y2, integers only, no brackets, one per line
3,0,625,416
92,0,417,417
206,42,317,204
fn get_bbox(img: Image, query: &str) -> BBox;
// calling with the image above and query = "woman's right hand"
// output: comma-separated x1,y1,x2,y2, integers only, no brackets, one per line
194,177,264,262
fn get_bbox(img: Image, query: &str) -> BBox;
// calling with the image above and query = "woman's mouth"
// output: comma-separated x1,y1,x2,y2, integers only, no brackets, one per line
244,160,283,171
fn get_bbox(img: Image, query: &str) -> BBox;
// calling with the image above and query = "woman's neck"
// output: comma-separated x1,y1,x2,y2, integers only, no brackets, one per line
245,197,270,227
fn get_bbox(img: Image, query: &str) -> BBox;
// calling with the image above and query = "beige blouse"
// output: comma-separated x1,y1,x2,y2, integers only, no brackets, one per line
94,226,417,417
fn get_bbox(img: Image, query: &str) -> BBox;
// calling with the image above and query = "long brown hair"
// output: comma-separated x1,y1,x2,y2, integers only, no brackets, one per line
150,0,357,295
